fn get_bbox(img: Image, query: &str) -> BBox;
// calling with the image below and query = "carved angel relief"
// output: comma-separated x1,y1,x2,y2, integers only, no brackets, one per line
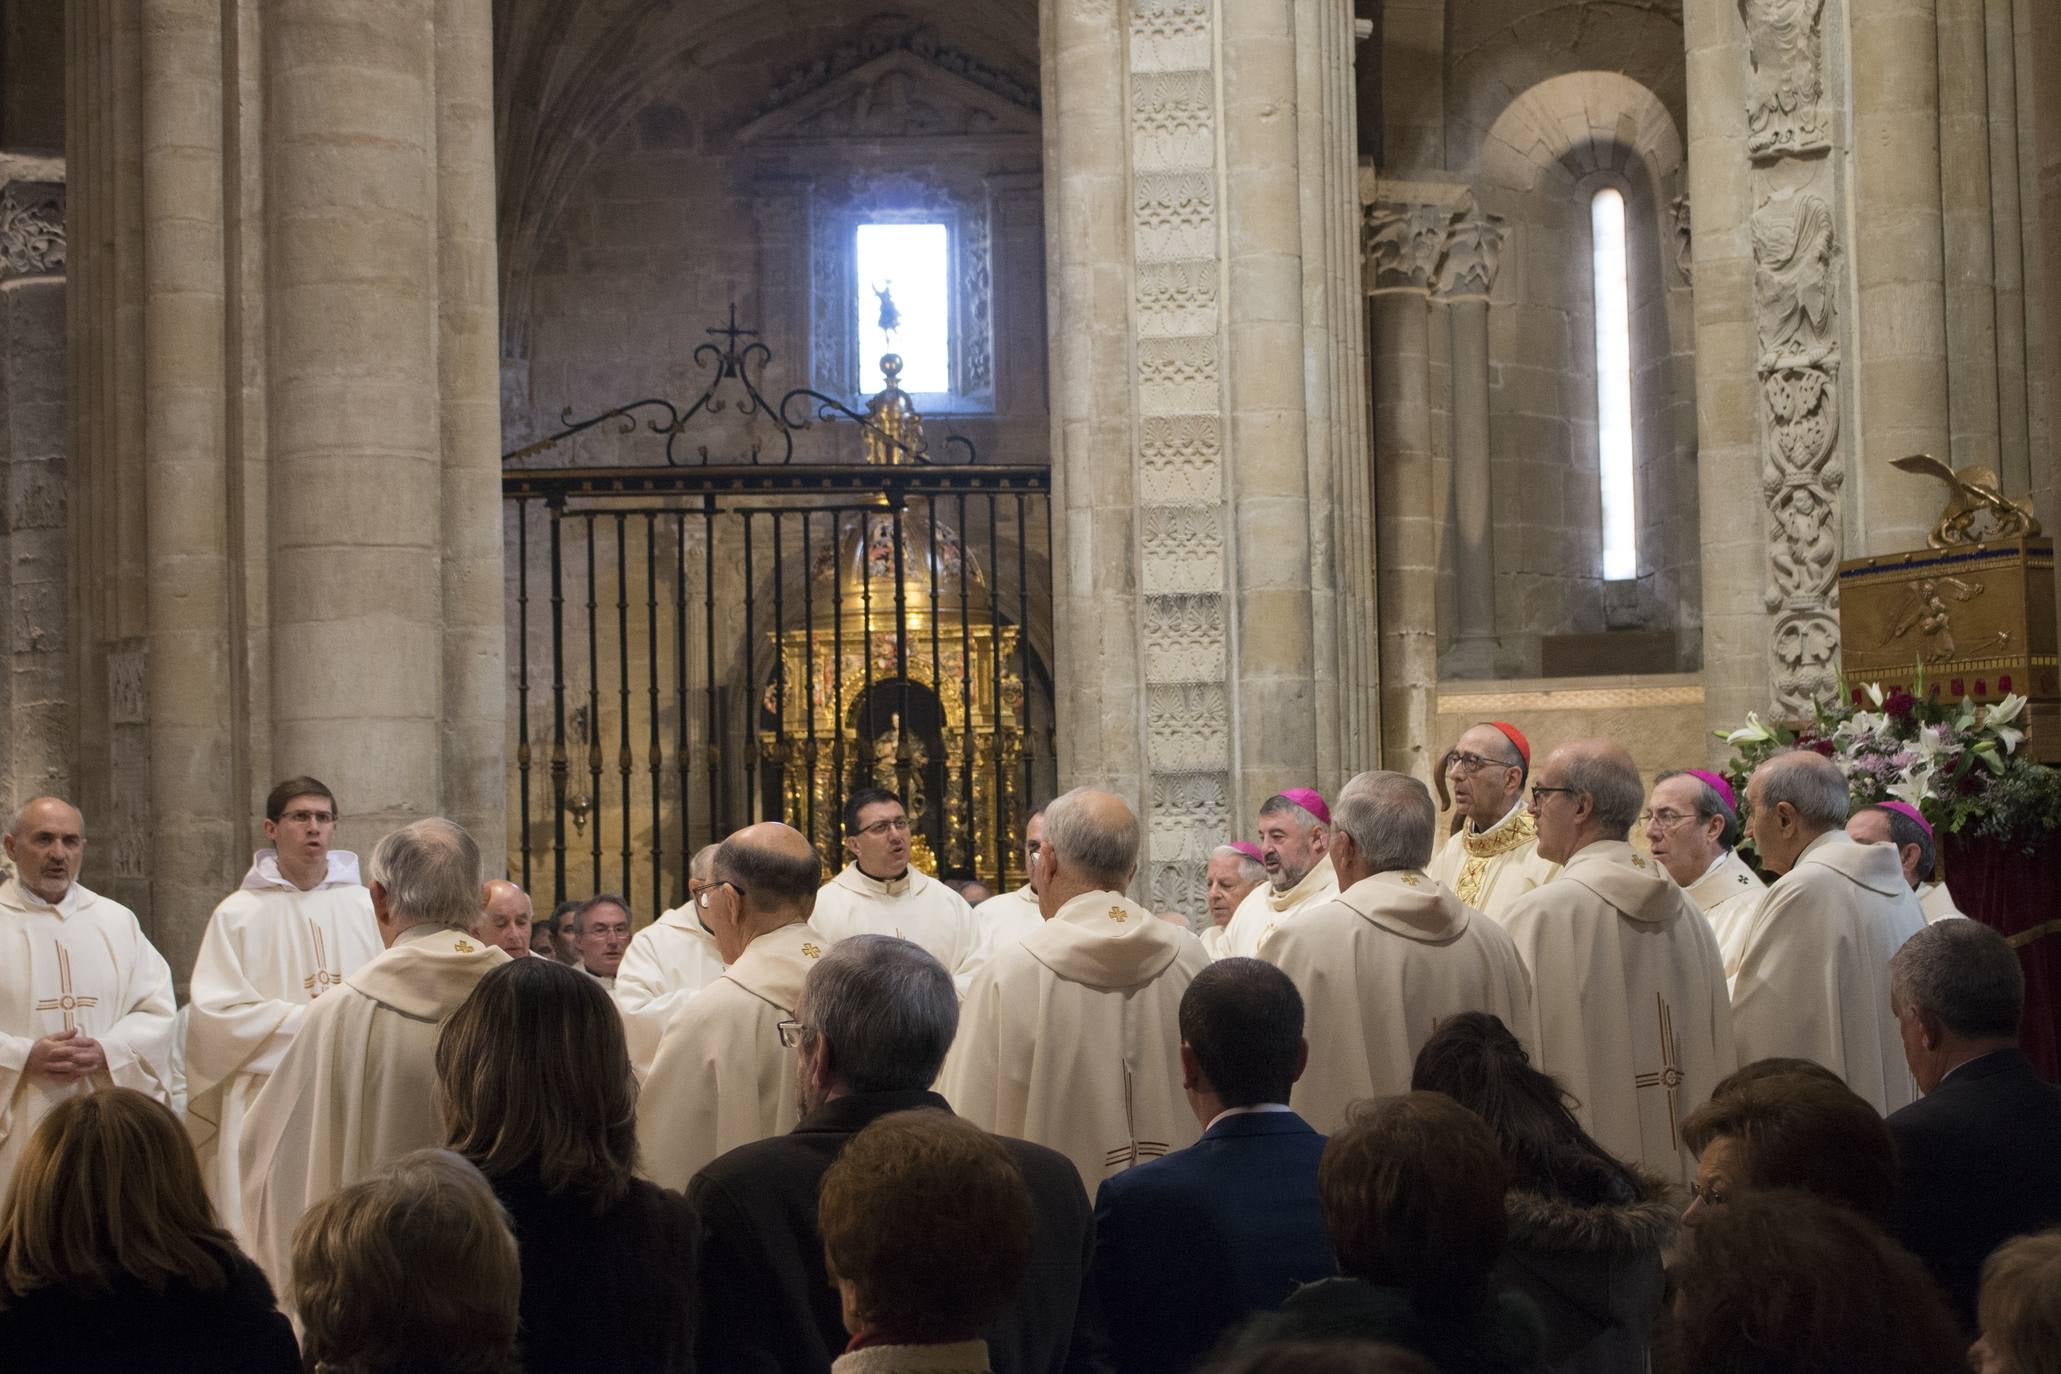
1739,0,1830,159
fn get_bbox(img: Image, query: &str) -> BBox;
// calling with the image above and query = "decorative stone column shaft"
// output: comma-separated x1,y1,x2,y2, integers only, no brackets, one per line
1433,201,1506,678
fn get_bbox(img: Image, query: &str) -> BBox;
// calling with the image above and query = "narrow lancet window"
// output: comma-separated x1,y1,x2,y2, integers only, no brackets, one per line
1591,187,1637,581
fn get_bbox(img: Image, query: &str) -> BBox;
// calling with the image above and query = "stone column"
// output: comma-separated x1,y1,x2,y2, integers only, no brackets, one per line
1848,0,1953,550
1433,202,1506,678
2037,0,2061,579
1936,0,2001,473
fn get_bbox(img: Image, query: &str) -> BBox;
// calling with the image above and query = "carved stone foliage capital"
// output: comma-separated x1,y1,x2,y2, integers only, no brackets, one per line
1362,200,1445,293
0,179,64,281
1740,0,1830,159
1433,207,1507,299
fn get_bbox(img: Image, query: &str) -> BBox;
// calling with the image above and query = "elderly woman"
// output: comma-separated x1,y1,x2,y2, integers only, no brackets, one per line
1971,1230,2061,1374
1232,1091,1547,1373
1413,1012,1673,1374
292,1148,520,1374
818,1109,1033,1373
436,955,696,1373
1678,1069,1898,1227
0,1088,298,1372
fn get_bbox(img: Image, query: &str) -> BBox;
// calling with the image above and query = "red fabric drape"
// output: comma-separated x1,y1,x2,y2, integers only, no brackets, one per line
1941,833,2061,1082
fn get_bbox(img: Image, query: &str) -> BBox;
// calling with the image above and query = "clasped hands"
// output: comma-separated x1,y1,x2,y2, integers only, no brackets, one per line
26,1027,109,1082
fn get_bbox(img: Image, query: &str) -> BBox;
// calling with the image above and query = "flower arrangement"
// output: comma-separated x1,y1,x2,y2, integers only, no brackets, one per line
1717,673,2061,852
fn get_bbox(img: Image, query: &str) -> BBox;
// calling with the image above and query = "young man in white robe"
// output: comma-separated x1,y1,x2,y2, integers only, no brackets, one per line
238,817,507,1296
1846,802,1968,923
636,822,827,1190
940,787,1211,1188
1200,843,1265,960
615,842,726,1074
1735,751,1927,1114
1644,769,1767,986
1217,790,1339,959
1263,770,1535,1133
0,797,176,1192
1498,741,1736,1182
966,807,1046,972
810,788,979,983
183,776,383,1239
1427,721,1561,918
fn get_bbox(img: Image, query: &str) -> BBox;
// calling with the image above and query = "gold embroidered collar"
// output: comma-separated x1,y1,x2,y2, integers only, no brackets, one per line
1460,808,1537,859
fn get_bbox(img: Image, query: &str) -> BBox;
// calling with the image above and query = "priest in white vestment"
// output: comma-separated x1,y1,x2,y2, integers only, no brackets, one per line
1847,801,1968,923
1498,742,1736,1181
940,787,1210,1188
1428,721,1560,918
571,893,631,989
1645,769,1767,986
1264,771,1535,1133
615,844,727,1075
965,807,1046,975
184,777,382,1238
1218,790,1339,958
471,878,535,960
637,822,827,1190
0,797,176,1192
238,817,507,1295
1199,843,1264,960
1736,752,1927,1114
810,787,979,982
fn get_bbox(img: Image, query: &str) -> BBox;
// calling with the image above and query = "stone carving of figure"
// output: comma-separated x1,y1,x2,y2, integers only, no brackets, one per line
1753,191,1838,368
1768,485,1838,601
1739,0,1829,156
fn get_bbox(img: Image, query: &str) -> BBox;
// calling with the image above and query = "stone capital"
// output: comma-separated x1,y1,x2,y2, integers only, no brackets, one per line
0,153,65,283
1362,199,1444,295
1432,204,1507,301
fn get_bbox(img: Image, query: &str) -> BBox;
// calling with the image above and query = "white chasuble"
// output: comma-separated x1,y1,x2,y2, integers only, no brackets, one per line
1917,882,1968,924
939,889,1211,1189
1497,842,1736,1182
1265,870,1536,1134
184,850,382,1238
1731,831,1926,1115
239,925,507,1295
636,920,825,1191
1685,849,1768,989
1428,807,1561,920
615,905,727,1076
963,884,1045,981
811,864,980,985
0,878,176,1191
1217,855,1339,960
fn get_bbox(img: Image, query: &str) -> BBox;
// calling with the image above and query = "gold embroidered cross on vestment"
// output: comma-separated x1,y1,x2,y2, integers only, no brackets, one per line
1453,812,1537,907
33,942,98,1032
1633,994,1686,1144
302,924,343,998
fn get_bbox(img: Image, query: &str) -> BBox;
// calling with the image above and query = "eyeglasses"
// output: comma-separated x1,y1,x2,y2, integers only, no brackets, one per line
695,880,745,935
280,809,335,826
775,1019,814,1049
855,816,911,838
1640,809,1698,829
1529,785,1579,806
1686,1179,1728,1210
1446,750,1519,776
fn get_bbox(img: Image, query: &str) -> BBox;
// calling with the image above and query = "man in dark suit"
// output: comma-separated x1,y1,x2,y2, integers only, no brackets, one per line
688,934,1108,1374
1887,918,2061,1331
1089,957,1336,1374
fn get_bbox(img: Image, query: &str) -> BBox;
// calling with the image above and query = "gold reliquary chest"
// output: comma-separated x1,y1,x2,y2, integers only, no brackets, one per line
1836,538,2058,761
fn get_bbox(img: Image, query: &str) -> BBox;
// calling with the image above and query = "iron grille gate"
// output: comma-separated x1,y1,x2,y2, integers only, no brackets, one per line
503,352,1054,916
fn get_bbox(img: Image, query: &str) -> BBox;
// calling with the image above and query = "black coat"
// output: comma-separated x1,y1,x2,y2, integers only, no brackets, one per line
1231,1275,1549,1374
492,1167,699,1374
0,1248,299,1373
1887,1047,2061,1331
1497,1168,1674,1374
1090,1110,1335,1374
688,1088,1108,1374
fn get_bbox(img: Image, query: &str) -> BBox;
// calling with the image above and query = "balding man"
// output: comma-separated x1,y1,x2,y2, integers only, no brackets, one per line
1733,750,1926,1114
1427,721,1560,918
1847,802,1967,923
1217,790,1339,959
1200,844,1265,959
185,776,382,1238
1263,771,1535,1132
239,817,508,1296
637,823,828,1189
940,787,1211,1187
0,796,175,1193
615,842,727,1074
1498,742,1735,1181
471,879,535,959
1644,769,1766,986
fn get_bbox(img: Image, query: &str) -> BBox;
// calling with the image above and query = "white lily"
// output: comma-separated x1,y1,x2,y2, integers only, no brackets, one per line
1912,724,1951,763
1839,710,1890,740
1986,693,2028,753
1725,712,1776,746
1886,767,1933,808
1862,682,1886,709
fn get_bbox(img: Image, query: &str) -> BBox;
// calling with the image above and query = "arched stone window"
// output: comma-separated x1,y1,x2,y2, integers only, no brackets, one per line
1590,185,1638,582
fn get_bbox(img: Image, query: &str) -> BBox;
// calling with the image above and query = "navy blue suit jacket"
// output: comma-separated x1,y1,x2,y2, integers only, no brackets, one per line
1090,1110,1335,1374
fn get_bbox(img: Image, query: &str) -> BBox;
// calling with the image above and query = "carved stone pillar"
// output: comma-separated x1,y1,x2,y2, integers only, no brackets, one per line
1432,201,1506,678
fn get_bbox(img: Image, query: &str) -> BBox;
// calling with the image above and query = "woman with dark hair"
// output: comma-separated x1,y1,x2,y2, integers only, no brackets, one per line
436,955,697,1373
1412,1012,1674,1373
0,1088,298,1372
1232,1092,1547,1373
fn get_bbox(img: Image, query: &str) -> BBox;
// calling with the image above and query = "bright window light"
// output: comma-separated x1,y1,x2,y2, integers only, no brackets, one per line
855,222,950,394
1591,187,1638,582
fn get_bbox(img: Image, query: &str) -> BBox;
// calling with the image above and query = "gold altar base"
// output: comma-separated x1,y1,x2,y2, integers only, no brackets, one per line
1836,538,2059,762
